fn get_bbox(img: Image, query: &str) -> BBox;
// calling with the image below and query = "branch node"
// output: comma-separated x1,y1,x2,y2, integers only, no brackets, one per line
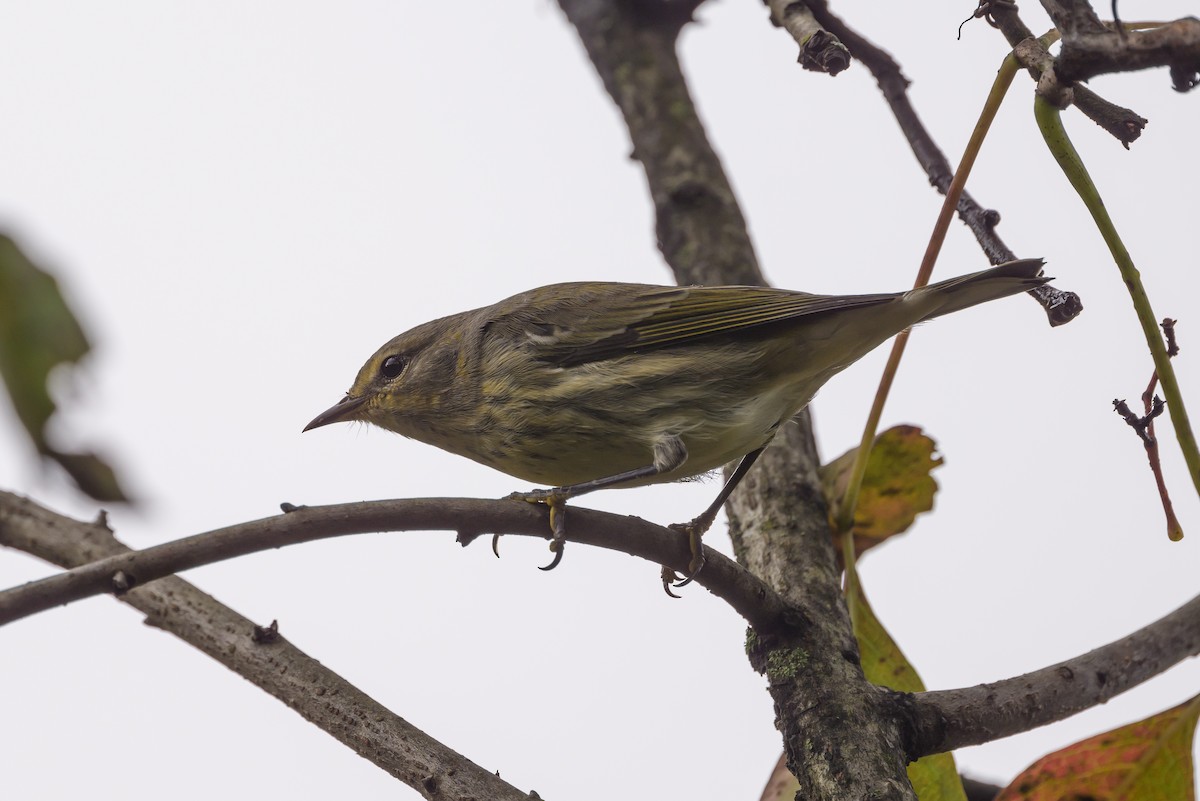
251,619,281,644
1162,317,1180,356
1113,398,1158,446
111,570,134,595
1029,284,1084,327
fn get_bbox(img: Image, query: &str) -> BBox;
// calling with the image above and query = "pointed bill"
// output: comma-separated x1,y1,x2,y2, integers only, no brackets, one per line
303,394,369,432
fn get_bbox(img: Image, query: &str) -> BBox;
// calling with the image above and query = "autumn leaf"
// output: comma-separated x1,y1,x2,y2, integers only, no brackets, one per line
821,424,942,558
995,694,1200,801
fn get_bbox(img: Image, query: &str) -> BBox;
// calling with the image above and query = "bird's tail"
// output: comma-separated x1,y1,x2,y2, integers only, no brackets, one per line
915,258,1050,321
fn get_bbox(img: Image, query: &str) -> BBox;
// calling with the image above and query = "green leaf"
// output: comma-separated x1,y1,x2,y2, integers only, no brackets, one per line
0,234,129,502
847,562,968,801
821,424,942,557
995,694,1200,801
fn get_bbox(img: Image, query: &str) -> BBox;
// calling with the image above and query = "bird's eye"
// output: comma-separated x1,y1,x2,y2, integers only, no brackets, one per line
380,354,407,379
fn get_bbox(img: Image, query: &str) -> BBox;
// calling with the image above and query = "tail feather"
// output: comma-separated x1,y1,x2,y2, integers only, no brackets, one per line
915,258,1049,321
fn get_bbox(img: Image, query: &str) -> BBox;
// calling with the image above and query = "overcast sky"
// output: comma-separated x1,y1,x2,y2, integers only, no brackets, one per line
1,3,1197,799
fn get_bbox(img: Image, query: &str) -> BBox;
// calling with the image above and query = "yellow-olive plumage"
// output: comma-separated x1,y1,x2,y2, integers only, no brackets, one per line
306,259,1049,580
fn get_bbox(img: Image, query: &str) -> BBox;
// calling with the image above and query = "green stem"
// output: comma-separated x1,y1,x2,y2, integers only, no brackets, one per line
836,53,1023,535
1034,96,1200,502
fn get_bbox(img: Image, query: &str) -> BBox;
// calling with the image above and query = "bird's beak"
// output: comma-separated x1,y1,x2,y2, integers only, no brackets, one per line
303,394,369,432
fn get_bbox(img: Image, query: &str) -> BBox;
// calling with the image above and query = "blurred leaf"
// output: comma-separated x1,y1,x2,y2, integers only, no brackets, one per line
995,694,1200,801
758,753,798,801
48,450,129,503
0,233,89,439
0,233,129,501
847,558,967,801
821,424,942,558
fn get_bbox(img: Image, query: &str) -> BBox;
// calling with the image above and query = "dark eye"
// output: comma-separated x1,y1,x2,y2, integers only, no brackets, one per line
380,354,407,379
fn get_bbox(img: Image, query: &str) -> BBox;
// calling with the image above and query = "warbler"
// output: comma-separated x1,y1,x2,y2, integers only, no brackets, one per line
306,258,1049,588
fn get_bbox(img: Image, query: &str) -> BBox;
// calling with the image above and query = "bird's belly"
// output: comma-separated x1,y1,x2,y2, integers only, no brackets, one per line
478,383,800,489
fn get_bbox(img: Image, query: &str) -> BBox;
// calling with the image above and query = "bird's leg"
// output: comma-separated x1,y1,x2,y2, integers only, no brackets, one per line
661,447,765,594
505,435,688,571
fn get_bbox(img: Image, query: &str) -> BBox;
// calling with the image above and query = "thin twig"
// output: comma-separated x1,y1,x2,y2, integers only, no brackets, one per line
1035,97,1200,501
1132,317,1185,540
801,1,1081,324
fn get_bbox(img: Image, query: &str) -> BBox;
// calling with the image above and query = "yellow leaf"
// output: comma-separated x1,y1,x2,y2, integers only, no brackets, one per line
821,425,942,558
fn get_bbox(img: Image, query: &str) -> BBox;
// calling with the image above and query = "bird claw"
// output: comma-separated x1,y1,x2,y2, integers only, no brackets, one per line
491,533,502,558
660,566,683,598
539,538,565,571
508,489,569,572
661,518,709,594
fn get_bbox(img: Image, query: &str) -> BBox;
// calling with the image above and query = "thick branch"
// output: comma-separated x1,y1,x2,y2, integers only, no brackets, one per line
0,492,792,632
557,3,915,799
557,0,762,287
904,592,1200,755
732,417,914,800
1038,0,1108,37
1057,18,1200,91
0,493,531,801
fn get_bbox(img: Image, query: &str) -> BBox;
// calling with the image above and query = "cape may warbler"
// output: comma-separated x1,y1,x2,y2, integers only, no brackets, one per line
306,259,1049,587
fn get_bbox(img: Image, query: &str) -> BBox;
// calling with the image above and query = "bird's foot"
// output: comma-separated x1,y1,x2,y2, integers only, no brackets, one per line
504,488,570,571
659,514,714,596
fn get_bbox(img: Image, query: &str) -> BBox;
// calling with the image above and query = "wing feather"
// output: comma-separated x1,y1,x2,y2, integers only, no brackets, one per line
510,283,898,367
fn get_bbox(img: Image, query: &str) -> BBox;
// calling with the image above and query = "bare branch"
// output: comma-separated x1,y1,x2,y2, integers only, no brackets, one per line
1038,0,1108,37
905,592,1200,755
557,0,762,286
733,417,916,801
0,492,793,633
988,2,1149,146
559,3,918,798
0,493,533,801
766,1,851,75
1058,17,1200,91
797,1,1082,326
801,2,1014,265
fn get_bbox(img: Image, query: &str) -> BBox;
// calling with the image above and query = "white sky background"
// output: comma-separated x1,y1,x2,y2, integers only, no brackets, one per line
1,2,1198,798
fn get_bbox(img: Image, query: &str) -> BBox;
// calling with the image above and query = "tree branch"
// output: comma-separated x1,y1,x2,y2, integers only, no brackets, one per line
987,1,1149,146
733,415,914,800
765,0,851,75
0,492,793,633
1057,17,1200,91
797,1,1082,326
801,1,1013,265
904,591,1200,755
1038,0,1108,37
558,3,916,798
0,492,532,801
557,0,763,287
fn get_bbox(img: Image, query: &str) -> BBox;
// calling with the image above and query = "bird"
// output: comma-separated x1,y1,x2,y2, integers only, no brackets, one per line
305,258,1049,591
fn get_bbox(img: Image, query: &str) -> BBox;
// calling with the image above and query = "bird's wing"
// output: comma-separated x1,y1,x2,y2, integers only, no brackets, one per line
507,282,897,367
